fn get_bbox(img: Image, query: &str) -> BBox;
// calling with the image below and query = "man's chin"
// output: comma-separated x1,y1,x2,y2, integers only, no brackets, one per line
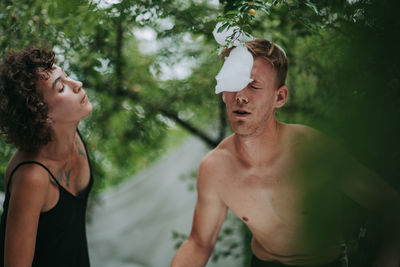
232,126,255,137
231,120,265,137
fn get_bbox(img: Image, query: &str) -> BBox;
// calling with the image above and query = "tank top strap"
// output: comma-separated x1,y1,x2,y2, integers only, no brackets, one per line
77,128,93,182
7,161,61,193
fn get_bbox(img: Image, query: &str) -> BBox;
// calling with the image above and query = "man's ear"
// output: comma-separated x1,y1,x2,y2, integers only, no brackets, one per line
222,92,227,103
274,85,288,108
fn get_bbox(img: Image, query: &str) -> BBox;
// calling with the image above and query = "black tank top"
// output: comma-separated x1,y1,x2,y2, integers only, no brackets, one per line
0,133,93,267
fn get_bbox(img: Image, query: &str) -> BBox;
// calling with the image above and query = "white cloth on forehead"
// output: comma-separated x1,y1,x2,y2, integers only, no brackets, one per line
212,22,286,94
212,22,252,46
215,46,254,94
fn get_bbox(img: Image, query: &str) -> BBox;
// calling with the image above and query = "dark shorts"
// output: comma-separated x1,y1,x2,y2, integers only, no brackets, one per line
250,255,346,267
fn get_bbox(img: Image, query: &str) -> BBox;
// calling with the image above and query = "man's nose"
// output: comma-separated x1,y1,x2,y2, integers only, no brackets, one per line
235,89,249,104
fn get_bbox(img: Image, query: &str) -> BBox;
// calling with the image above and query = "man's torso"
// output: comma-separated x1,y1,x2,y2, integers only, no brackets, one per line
209,124,347,265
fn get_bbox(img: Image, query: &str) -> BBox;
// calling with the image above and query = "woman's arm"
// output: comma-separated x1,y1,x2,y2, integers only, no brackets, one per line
4,164,50,267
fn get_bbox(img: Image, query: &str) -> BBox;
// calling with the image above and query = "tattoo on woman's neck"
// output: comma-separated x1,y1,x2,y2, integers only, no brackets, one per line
75,138,86,159
57,163,72,187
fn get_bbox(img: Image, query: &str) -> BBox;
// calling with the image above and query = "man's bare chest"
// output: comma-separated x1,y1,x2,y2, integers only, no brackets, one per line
218,166,301,224
217,163,341,229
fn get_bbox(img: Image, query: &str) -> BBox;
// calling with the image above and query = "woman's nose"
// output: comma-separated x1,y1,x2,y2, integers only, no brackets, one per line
71,79,82,93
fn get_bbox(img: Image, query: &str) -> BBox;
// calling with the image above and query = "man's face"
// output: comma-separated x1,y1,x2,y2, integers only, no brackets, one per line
222,57,287,137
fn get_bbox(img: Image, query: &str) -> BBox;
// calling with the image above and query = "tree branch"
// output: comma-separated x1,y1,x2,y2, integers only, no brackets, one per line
159,108,220,148
115,17,124,93
114,89,220,148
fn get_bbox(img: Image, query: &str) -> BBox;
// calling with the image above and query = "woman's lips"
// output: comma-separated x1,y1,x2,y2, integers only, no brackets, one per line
81,94,87,103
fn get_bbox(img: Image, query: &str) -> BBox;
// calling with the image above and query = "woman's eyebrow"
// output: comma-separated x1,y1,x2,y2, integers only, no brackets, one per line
52,76,62,90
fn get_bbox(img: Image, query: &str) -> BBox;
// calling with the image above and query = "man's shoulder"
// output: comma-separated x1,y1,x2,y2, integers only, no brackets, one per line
286,123,323,138
201,136,235,166
198,135,235,180
284,123,331,146
286,123,347,163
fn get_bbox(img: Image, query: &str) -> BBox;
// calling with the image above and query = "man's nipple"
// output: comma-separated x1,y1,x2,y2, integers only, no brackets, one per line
242,216,249,222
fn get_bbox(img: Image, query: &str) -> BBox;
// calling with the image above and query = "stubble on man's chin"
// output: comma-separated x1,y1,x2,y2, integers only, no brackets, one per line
231,115,274,137
232,121,259,137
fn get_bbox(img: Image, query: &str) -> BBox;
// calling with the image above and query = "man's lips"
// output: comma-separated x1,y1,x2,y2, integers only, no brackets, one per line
233,109,251,115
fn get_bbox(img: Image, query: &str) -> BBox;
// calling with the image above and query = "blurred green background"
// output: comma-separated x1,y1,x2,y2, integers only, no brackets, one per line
1,0,399,265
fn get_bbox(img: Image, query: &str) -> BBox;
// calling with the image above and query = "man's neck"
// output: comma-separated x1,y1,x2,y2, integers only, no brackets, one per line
233,118,284,167
39,122,79,161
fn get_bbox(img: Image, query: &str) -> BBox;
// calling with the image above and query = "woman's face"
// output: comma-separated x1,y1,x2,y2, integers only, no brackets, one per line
36,65,92,125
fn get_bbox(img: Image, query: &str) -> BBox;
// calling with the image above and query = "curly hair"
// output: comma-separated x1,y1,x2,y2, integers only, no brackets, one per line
221,38,288,88
0,47,55,152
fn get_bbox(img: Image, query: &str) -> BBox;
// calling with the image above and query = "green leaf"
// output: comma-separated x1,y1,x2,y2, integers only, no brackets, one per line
305,1,318,14
217,22,230,33
225,10,238,15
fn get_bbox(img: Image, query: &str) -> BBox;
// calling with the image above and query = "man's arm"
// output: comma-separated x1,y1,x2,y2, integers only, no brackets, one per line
339,158,400,267
171,156,228,267
4,165,49,267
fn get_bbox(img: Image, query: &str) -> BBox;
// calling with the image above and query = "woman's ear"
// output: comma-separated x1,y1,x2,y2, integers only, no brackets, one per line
274,85,288,108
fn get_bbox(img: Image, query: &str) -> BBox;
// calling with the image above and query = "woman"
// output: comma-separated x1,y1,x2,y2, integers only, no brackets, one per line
0,47,93,267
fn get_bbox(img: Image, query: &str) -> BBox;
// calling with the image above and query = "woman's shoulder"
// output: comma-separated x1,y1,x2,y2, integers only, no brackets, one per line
5,150,50,191
4,152,53,216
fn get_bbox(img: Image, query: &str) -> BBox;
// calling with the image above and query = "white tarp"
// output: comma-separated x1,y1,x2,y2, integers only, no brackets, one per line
87,137,244,267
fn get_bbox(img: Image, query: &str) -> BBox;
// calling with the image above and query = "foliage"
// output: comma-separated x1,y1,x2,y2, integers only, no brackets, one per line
211,0,400,264
1,0,399,265
1,0,173,189
172,210,244,263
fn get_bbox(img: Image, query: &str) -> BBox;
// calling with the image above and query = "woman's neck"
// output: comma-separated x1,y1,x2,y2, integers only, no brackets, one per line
39,122,79,161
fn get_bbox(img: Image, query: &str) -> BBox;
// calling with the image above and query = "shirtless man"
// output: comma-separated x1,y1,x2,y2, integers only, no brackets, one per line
171,39,400,267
